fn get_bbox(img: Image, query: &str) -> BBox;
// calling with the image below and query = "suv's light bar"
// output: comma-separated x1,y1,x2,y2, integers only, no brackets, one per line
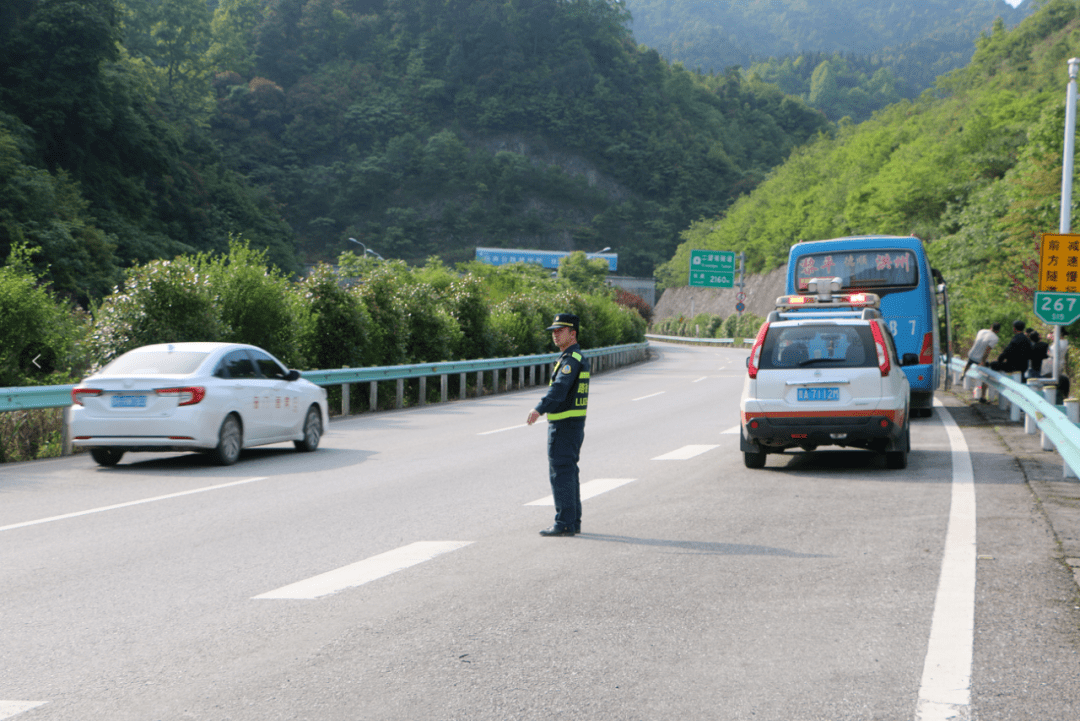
775,291,881,311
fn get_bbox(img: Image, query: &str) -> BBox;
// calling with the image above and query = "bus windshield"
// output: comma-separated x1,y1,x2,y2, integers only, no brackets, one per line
795,250,919,291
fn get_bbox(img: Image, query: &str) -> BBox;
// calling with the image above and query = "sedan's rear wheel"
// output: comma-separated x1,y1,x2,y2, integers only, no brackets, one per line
294,406,322,452
213,414,243,466
743,449,766,469
90,448,124,467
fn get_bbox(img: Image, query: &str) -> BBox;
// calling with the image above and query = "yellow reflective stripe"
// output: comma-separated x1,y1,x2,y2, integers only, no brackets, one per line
571,352,583,361
548,409,587,421
578,371,590,379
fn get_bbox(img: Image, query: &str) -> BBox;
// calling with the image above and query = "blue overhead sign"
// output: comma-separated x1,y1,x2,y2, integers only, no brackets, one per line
475,247,617,272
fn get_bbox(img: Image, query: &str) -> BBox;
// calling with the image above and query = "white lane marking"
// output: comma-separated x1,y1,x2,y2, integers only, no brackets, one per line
720,425,740,435
692,376,708,383
0,477,269,533
478,424,527,435
652,445,719,461
0,701,47,719
632,391,666,401
253,541,473,600
525,478,637,506
916,401,976,721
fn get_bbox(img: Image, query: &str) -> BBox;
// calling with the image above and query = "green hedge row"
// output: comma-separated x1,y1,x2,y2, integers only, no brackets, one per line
1,242,647,388
651,312,765,340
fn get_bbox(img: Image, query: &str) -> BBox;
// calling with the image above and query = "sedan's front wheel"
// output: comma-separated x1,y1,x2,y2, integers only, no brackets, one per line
213,414,243,466
294,406,322,452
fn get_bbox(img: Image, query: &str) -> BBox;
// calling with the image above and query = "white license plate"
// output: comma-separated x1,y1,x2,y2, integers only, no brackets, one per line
797,387,839,402
111,394,147,408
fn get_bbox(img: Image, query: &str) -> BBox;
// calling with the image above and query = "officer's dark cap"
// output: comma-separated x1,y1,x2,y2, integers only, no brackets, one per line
546,313,579,332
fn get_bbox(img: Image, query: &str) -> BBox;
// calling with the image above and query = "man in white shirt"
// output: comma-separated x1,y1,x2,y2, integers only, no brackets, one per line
964,322,1001,402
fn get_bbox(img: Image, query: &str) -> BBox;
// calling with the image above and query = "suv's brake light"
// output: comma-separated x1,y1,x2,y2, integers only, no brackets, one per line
747,322,770,379
869,321,891,377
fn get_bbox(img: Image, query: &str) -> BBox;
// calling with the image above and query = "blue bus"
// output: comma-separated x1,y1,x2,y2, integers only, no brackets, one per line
786,236,949,416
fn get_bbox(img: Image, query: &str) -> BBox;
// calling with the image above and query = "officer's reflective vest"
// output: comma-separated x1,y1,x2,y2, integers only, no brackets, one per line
546,351,590,421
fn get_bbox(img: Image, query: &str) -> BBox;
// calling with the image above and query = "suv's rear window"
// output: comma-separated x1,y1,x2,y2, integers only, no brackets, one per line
99,350,209,376
760,325,877,369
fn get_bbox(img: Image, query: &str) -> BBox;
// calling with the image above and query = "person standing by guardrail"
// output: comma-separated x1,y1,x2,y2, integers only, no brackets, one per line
964,322,1000,402
526,313,590,537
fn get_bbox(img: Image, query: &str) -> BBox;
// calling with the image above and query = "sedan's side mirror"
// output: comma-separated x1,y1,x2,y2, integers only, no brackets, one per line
746,356,751,368
285,369,301,381
901,353,919,367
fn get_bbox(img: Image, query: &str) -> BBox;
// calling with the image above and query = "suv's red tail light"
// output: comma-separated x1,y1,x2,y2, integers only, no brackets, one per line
71,388,102,405
155,386,206,406
869,321,891,377
747,322,770,379
918,332,935,364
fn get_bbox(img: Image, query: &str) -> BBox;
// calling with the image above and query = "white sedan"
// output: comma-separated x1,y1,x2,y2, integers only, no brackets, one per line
70,342,329,466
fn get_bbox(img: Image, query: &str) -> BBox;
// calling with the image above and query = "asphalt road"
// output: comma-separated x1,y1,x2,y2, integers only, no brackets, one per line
2,342,1078,720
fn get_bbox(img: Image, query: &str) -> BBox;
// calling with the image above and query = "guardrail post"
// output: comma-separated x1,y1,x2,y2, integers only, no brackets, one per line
1042,384,1058,451
1025,379,1041,434
342,382,350,416
492,368,499,394
418,376,426,406
1009,372,1023,421
440,374,448,403
459,372,467,400
370,381,377,412
476,371,483,397
396,378,404,409
1066,398,1079,479
62,406,72,456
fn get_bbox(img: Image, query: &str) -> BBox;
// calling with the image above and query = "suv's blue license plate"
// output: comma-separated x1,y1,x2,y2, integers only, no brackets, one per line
111,394,147,408
797,387,840,402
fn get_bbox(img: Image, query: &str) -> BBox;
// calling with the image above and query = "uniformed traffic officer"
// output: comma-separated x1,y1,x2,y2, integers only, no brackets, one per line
527,313,590,536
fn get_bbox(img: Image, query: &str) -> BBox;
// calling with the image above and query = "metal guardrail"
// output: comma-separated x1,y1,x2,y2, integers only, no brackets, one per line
948,357,1080,477
0,342,650,415
645,334,753,346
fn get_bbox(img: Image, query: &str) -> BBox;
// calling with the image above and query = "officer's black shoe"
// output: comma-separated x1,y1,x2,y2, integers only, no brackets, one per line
539,525,576,537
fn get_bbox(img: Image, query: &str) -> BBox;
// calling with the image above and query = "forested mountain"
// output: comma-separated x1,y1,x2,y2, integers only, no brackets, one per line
624,0,1031,91
657,0,1080,344
0,0,830,300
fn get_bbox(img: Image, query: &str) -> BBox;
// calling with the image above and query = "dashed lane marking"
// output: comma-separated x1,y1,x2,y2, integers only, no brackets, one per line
253,541,473,600
478,423,527,435
0,477,270,533
651,445,719,461
692,376,708,383
525,478,637,506
632,391,666,401
721,425,740,435
0,701,47,719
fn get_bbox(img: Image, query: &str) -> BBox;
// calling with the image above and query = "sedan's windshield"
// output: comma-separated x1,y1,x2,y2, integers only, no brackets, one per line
99,351,209,376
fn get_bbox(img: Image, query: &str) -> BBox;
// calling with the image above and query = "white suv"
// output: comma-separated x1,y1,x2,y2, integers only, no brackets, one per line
739,279,914,469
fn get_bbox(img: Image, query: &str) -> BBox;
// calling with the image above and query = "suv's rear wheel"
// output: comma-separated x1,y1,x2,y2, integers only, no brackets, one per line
744,449,766,469
885,423,910,469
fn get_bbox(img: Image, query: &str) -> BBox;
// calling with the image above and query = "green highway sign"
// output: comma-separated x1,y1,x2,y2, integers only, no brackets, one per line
1034,291,1080,325
689,250,735,288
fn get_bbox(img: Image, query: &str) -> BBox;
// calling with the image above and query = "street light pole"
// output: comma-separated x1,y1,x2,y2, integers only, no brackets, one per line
347,237,384,260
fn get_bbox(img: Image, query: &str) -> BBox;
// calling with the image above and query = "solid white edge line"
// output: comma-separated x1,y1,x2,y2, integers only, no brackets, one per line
253,541,473,600
478,424,528,435
632,391,666,401
0,477,270,533
651,444,720,461
916,401,975,720
0,701,48,719
526,478,637,506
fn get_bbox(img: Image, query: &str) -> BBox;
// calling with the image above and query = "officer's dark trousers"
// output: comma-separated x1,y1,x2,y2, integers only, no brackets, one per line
547,418,584,530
